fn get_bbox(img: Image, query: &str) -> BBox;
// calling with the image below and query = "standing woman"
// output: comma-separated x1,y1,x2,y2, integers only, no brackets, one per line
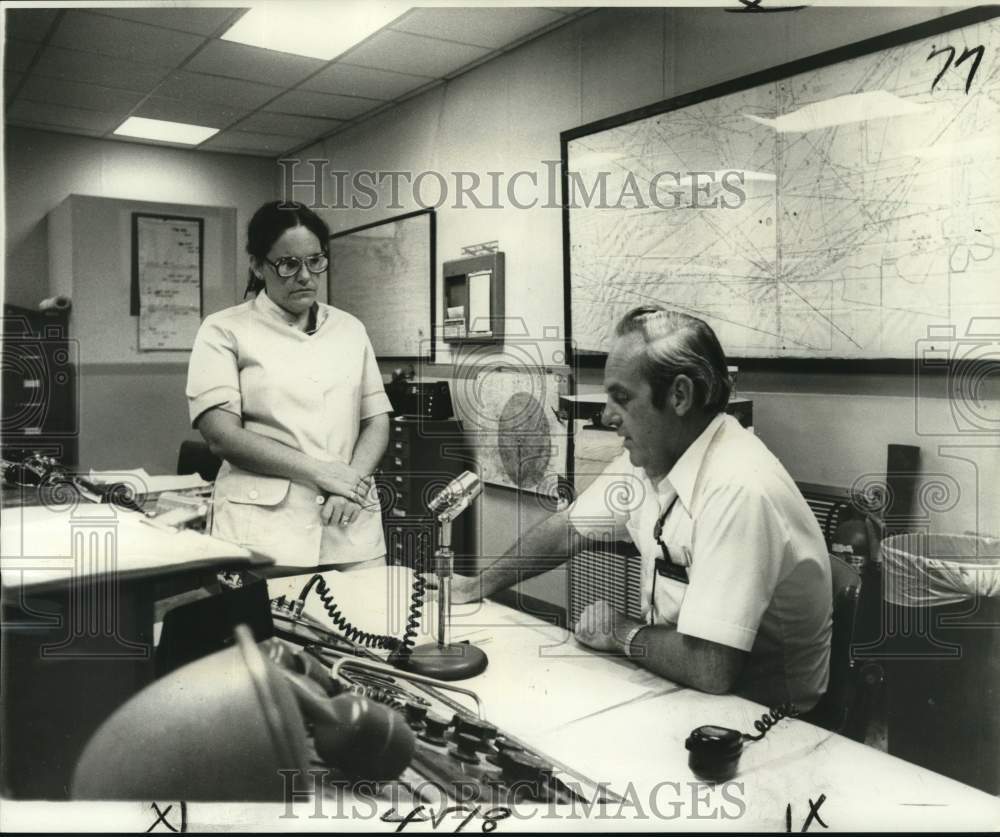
186,201,391,571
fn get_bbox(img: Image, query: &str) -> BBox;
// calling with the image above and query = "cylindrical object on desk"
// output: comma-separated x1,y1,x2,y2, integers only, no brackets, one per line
685,725,744,783
439,574,451,648
38,295,71,312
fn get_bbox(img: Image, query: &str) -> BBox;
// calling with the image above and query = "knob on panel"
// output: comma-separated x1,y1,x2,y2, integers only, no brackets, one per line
449,731,482,764
452,713,497,747
500,750,552,786
404,702,428,731
420,711,451,745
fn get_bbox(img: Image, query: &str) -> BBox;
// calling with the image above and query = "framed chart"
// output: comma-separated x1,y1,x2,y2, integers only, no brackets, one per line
562,8,1000,362
328,208,435,360
131,213,204,352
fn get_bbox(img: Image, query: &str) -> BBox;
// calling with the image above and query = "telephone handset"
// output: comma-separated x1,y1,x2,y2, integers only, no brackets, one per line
264,639,417,781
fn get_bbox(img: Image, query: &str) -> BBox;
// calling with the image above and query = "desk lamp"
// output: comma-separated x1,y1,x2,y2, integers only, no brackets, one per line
399,471,488,681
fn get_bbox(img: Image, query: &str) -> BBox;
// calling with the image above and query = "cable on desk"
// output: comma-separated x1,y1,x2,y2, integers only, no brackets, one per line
297,572,425,656
742,703,799,742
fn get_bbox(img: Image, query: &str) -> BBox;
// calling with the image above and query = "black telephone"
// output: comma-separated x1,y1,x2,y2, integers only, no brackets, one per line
685,704,798,782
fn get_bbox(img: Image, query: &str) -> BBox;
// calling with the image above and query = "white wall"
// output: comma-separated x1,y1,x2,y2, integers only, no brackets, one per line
286,6,995,610
4,128,279,472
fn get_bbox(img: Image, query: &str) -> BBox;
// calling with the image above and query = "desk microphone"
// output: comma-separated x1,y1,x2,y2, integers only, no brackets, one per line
428,471,482,522
398,470,488,681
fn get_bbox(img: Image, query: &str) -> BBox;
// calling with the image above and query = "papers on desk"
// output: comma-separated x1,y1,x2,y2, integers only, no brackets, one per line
0,504,255,591
87,468,210,494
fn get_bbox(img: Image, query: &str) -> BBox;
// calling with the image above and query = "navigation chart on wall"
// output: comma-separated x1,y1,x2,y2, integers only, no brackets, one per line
566,13,1000,359
329,209,434,359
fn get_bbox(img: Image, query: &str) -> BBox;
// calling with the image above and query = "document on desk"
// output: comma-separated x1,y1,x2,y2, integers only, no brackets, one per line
87,469,210,493
0,504,254,591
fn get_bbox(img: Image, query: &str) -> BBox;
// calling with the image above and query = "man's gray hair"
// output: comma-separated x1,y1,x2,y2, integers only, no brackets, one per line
615,306,732,413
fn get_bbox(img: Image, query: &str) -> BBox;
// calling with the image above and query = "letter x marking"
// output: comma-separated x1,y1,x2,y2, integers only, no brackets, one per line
147,803,179,833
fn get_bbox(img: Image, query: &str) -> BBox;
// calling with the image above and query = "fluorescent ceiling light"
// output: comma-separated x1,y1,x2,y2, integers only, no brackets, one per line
114,116,219,145
744,91,931,133
221,1,409,61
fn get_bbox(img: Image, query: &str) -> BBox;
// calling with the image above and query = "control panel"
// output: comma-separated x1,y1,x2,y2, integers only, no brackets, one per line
270,603,616,808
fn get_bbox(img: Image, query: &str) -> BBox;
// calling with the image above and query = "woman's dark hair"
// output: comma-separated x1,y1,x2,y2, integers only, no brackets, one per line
243,201,331,298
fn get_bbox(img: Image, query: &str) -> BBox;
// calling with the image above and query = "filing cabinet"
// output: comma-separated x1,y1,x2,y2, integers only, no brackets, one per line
375,416,477,575
1,305,78,468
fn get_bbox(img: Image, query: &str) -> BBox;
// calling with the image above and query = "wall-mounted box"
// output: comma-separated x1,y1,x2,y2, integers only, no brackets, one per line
442,252,504,343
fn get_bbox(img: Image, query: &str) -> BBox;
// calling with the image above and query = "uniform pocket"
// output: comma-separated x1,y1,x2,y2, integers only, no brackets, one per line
222,469,291,506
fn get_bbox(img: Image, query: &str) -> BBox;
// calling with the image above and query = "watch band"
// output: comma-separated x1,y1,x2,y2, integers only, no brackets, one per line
624,624,646,658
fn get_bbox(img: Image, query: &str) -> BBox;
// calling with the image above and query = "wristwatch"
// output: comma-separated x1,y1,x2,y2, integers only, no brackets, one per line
623,624,646,658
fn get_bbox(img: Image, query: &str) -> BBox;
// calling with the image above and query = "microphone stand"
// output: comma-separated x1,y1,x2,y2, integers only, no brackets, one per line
396,473,488,681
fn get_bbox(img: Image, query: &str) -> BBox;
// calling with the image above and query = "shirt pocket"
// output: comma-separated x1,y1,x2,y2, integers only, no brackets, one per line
652,575,688,624
223,469,291,506
216,468,292,546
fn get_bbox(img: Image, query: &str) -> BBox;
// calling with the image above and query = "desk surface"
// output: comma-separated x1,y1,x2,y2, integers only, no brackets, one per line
268,567,1000,832
2,567,995,831
0,501,267,593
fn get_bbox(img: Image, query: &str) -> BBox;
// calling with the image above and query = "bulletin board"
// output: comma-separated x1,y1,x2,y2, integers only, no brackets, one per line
131,213,204,351
563,8,1000,361
328,208,435,360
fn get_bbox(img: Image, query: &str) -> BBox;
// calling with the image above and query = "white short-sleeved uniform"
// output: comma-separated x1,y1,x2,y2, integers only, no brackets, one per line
186,291,392,568
569,414,832,710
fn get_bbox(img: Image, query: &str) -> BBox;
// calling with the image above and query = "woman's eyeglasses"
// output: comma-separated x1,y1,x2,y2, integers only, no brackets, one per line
265,252,329,279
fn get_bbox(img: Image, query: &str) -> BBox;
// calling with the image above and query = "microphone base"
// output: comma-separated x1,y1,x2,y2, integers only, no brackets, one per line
393,641,488,681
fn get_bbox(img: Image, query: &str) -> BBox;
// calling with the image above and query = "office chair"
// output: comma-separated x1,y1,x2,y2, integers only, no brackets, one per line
799,553,885,741
176,439,222,482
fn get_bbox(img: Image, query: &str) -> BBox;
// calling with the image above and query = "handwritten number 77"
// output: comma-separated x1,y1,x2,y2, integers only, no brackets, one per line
928,44,985,94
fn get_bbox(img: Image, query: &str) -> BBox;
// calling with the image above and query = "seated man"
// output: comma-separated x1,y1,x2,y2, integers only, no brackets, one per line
453,306,832,711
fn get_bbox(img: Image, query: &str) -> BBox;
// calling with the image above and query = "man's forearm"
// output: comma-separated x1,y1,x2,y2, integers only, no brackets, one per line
477,510,576,598
604,617,745,695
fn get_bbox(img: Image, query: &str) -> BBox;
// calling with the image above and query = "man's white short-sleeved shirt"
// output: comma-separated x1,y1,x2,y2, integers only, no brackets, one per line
569,413,832,710
186,292,392,567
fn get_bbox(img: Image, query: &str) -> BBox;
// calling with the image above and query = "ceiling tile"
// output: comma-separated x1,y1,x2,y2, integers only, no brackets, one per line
235,112,343,139
202,130,301,155
340,30,492,78
50,10,205,67
201,144,274,158
185,39,324,87
133,95,250,129
5,122,106,139
94,7,239,36
264,89,381,120
4,39,39,73
302,62,432,100
7,99,122,133
32,46,171,93
18,76,145,117
5,8,59,42
155,71,285,109
391,7,564,49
